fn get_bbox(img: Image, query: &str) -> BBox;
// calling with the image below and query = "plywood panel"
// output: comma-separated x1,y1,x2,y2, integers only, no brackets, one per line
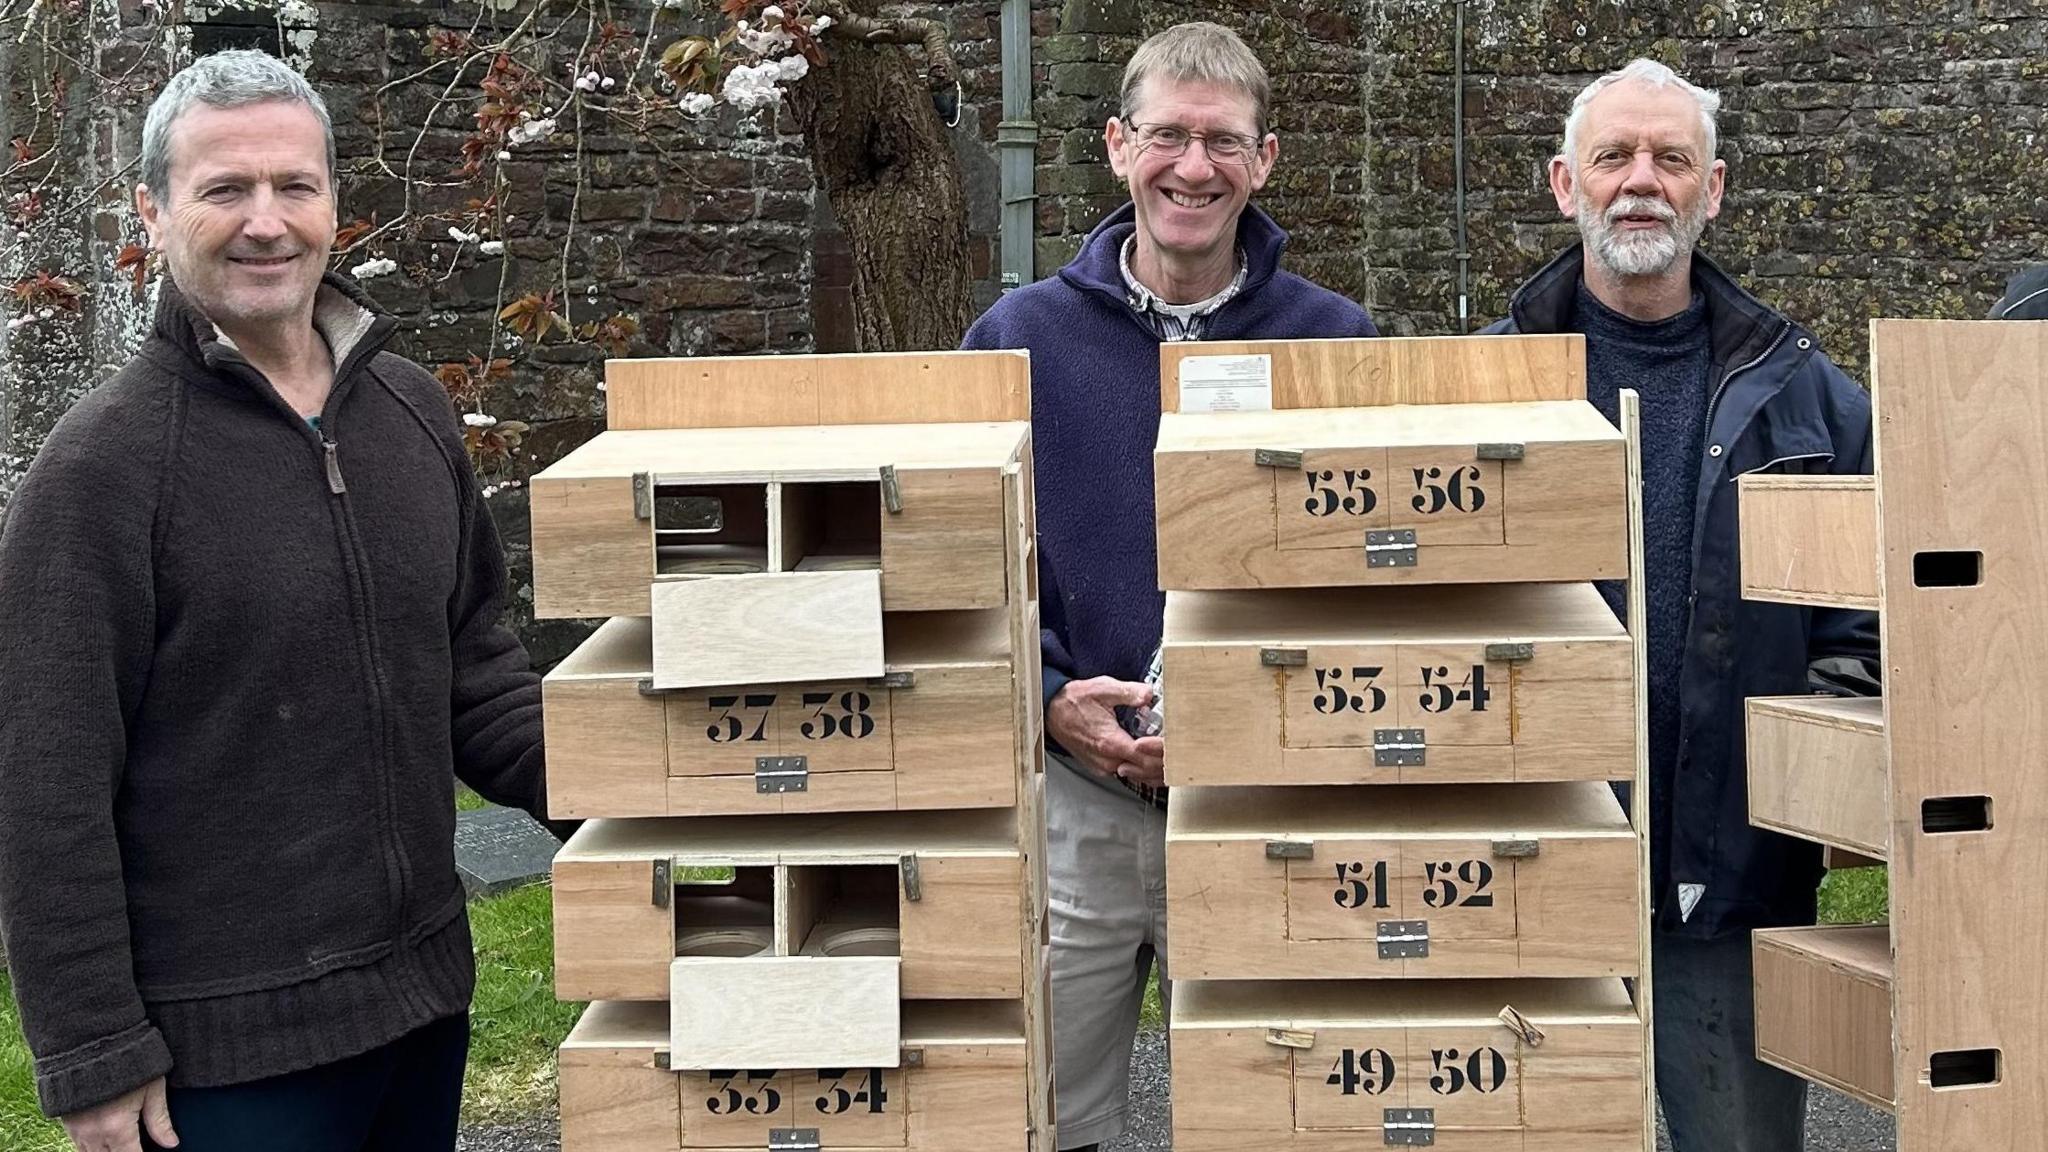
605,350,1030,430
543,629,671,818
1873,319,2048,1149
554,859,674,1002
1753,926,1896,1111
888,663,1017,811
899,854,1024,999
1155,402,1626,590
532,475,654,618
1737,475,1880,610
650,570,885,689
559,1002,679,1152
1157,334,1586,413
882,466,1012,611
1746,695,1888,859
670,956,900,1069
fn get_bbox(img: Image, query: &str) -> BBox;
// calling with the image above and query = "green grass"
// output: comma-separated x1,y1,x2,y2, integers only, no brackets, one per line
1817,866,1890,924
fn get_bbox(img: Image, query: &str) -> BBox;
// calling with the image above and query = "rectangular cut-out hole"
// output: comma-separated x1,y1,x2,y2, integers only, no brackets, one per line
1921,796,1992,834
673,865,773,960
654,483,769,575
1929,1048,2000,1088
1913,550,1982,587
785,864,900,958
780,481,883,574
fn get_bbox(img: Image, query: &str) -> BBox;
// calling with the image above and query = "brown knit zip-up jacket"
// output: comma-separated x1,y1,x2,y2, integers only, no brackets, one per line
0,273,564,1116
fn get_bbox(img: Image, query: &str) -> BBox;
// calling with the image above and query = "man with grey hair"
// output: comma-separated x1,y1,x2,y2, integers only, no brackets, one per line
1486,58,1879,1151
0,48,564,1152
964,20,1376,1152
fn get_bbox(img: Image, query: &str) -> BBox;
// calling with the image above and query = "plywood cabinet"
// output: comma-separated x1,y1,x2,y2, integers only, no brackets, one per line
1162,583,1633,787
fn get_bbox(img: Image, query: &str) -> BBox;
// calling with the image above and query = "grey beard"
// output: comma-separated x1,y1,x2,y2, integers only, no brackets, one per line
1579,191,1708,278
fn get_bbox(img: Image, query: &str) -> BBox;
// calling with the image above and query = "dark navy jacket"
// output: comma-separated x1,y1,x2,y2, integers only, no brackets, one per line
1487,245,1880,939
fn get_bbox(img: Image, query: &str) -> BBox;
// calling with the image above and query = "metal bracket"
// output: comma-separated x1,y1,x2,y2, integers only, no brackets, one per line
1260,646,1308,667
1253,447,1304,470
755,756,809,794
880,465,903,514
1483,641,1534,663
635,676,677,697
653,1050,672,1070
1492,838,1541,859
1265,839,1313,860
1365,528,1418,568
769,1130,822,1152
869,670,916,690
1476,442,1526,461
632,471,654,519
1384,1108,1436,1146
900,854,923,902
1374,728,1426,767
902,1047,926,1068
651,858,672,908
1377,920,1430,960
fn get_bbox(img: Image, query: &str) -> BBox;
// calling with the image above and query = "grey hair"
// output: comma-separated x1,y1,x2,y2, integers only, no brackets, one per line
142,49,335,199
1560,58,1720,170
1119,22,1272,137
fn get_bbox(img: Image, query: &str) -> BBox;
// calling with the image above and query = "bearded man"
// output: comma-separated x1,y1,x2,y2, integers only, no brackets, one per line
1487,59,1879,1152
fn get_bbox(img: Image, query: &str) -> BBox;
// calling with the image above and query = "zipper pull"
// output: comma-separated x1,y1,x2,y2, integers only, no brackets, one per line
322,438,346,495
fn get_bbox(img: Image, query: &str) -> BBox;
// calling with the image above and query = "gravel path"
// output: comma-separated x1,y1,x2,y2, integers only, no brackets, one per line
461,1028,1895,1151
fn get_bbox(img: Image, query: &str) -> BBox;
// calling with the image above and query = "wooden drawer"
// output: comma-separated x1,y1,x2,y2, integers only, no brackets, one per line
1170,978,1646,1151
553,811,1028,1005
1753,926,1895,1112
544,612,1018,818
1153,400,1626,590
1163,583,1632,786
530,421,1028,619
560,999,1030,1152
1737,474,1879,610
1746,695,1888,859
1167,783,1640,980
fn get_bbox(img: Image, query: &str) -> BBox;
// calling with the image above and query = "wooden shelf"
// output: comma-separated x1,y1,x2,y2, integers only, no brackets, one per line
1745,695,1888,860
1753,926,1895,1113
1737,474,1879,610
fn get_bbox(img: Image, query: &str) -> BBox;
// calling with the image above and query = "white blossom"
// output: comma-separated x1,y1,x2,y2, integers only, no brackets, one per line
351,257,397,279
761,5,785,21
722,61,786,110
496,150,512,161
462,412,497,428
575,70,601,92
776,54,809,83
738,26,794,55
36,307,53,320
680,92,716,117
811,14,833,31
6,315,33,330
448,226,480,244
601,76,616,91
507,116,556,146
478,240,505,256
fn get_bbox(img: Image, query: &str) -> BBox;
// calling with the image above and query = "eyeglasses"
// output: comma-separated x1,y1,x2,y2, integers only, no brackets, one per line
1125,121,1265,166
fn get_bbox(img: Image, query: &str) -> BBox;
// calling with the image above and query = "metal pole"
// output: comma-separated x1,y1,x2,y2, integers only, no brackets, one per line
997,0,1038,292
1454,0,1471,332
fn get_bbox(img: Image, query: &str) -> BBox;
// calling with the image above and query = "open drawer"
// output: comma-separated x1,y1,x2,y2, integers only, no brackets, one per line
1753,925,1895,1112
542,611,1018,818
529,421,1030,621
560,998,1030,1152
1746,695,1888,860
552,810,1031,1008
1166,782,1640,981
1737,474,1880,610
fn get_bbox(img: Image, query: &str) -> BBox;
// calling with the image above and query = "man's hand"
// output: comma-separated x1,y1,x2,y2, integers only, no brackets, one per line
1047,676,1166,787
60,1077,176,1152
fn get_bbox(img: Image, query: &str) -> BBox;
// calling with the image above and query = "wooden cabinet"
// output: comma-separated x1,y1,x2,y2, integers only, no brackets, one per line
544,612,1019,818
1745,695,1888,860
1736,475,1879,610
1753,926,1895,1111
1169,978,1645,1152
1163,583,1633,786
1166,783,1639,980
1153,400,1626,590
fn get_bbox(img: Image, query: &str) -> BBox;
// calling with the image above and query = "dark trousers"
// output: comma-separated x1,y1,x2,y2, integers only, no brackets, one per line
144,1012,470,1152
1654,929,1807,1152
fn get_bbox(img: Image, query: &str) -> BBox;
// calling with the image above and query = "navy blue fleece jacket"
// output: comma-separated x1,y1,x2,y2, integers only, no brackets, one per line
961,203,1379,731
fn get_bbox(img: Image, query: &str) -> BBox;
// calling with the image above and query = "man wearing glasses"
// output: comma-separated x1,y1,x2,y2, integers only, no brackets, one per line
962,22,1377,1151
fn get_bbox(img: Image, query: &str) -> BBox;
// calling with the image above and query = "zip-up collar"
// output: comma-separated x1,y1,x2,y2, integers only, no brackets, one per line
147,272,401,422
1506,244,1785,374
1059,201,1292,327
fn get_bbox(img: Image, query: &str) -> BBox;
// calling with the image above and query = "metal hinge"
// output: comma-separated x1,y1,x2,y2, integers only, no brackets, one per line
1253,447,1304,469
880,465,903,514
869,669,916,690
900,854,923,902
756,756,809,793
1384,1107,1436,1146
1260,646,1308,667
653,1050,672,1070
635,677,676,697
769,1130,822,1152
632,471,654,519
902,1047,926,1068
1374,728,1426,767
1365,528,1418,568
1265,839,1313,860
652,858,673,908
1492,838,1541,859
1377,920,1430,960
1476,442,1526,461
1483,641,1534,663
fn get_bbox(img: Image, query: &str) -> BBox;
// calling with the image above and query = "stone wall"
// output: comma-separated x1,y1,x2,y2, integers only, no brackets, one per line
1031,0,2048,372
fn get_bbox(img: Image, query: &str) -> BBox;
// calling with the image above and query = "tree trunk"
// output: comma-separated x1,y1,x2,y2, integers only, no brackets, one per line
786,5,973,352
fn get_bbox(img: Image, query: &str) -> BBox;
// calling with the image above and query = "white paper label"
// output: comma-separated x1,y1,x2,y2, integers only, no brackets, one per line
1177,353,1273,413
